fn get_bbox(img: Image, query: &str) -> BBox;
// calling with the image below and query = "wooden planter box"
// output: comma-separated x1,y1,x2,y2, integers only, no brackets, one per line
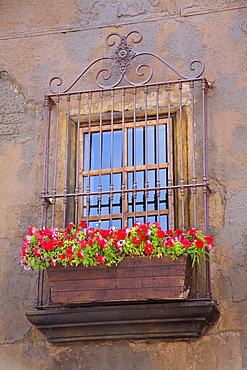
47,255,192,304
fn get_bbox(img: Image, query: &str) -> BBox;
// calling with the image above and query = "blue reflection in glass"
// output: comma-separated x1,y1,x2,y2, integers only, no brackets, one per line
159,124,167,163
113,130,122,168
102,131,111,169
136,127,144,165
91,132,100,170
84,133,89,171
147,126,154,165
127,128,133,166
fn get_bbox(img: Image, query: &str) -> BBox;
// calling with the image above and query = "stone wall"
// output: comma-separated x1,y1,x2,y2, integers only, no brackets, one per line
0,1,247,369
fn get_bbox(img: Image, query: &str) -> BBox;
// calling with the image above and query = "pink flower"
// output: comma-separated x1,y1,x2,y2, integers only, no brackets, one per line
20,246,28,256
34,247,41,257
49,258,56,266
28,226,36,236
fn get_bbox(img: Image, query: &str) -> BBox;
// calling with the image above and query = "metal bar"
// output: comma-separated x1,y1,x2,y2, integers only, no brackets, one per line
46,77,207,98
63,95,71,228
38,270,44,306
86,92,92,225
190,81,197,228
144,86,149,222
202,79,211,299
51,95,60,227
133,87,137,224
41,96,51,228
97,91,103,224
155,85,161,224
167,84,173,230
41,182,207,199
179,82,185,229
74,93,81,224
195,261,200,298
38,96,52,306
121,88,126,228
109,89,114,226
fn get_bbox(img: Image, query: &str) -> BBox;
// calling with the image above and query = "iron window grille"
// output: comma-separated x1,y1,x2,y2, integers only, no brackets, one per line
37,30,213,306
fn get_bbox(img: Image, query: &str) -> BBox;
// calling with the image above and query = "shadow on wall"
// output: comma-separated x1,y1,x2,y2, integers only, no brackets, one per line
52,342,152,370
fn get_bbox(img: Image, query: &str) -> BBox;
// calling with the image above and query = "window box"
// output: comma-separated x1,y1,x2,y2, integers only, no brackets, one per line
47,255,192,304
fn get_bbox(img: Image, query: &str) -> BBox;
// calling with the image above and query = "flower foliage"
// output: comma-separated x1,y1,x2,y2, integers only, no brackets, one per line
20,221,214,271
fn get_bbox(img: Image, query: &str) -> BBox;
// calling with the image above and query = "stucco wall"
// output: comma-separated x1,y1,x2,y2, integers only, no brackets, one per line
0,1,247,369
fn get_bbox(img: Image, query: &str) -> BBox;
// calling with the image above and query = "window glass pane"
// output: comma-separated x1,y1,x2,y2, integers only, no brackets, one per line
88,219,122,229
112,219,122,229
91,132,100,170
128,171,145,213
127,128,133,166
159,124,167,163
147,169,155,211
102,131,110,169
136,171,144,211
101,174,110,215
83,133,89,171
112,173,122,214
159,215,168,230
113,130,122,168
160,168,168,210
147,126,155,165
136,127,144,165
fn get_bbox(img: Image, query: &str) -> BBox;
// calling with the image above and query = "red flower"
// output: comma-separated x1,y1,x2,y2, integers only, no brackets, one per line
58,253,67,260
181,239,191,248
144,240,152,254
40,239,55,250
56,239,64,248
175,229,183,236
165,230,174,237
79,221,87,229
195,239,204,248
96,255,105,264
163,239,174,247
79,240,86,248
34,247,41,257
28,226,36,236
132,237,140,245
77,250,84,258
205,235,214,244
188,228,199,238
157,230,165,239
140,234,147,241
49,258,56,266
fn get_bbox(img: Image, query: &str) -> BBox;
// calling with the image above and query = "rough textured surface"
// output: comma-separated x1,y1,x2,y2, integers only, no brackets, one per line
1,0,247,369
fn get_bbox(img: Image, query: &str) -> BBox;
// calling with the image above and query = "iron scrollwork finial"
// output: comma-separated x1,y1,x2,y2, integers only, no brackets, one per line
111,36,136,74
48,30,205,94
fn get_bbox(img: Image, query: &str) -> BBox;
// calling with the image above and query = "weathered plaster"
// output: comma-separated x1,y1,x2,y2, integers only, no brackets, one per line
0,1,247,369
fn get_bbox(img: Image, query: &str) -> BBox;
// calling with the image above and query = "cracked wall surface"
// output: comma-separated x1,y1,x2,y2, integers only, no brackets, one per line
0,1,247,369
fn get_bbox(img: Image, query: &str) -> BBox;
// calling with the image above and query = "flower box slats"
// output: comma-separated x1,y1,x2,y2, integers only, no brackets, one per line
47,255,192,304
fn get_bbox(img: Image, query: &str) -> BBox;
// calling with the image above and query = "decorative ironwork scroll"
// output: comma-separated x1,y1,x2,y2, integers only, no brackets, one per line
48,30,205,94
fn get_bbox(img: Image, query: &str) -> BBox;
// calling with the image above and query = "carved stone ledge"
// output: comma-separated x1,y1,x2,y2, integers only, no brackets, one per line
26,300,219,343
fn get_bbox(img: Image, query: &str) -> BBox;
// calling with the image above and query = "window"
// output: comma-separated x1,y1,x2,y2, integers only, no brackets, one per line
81,114,168,230
26,30,219,341
39,30,212,303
